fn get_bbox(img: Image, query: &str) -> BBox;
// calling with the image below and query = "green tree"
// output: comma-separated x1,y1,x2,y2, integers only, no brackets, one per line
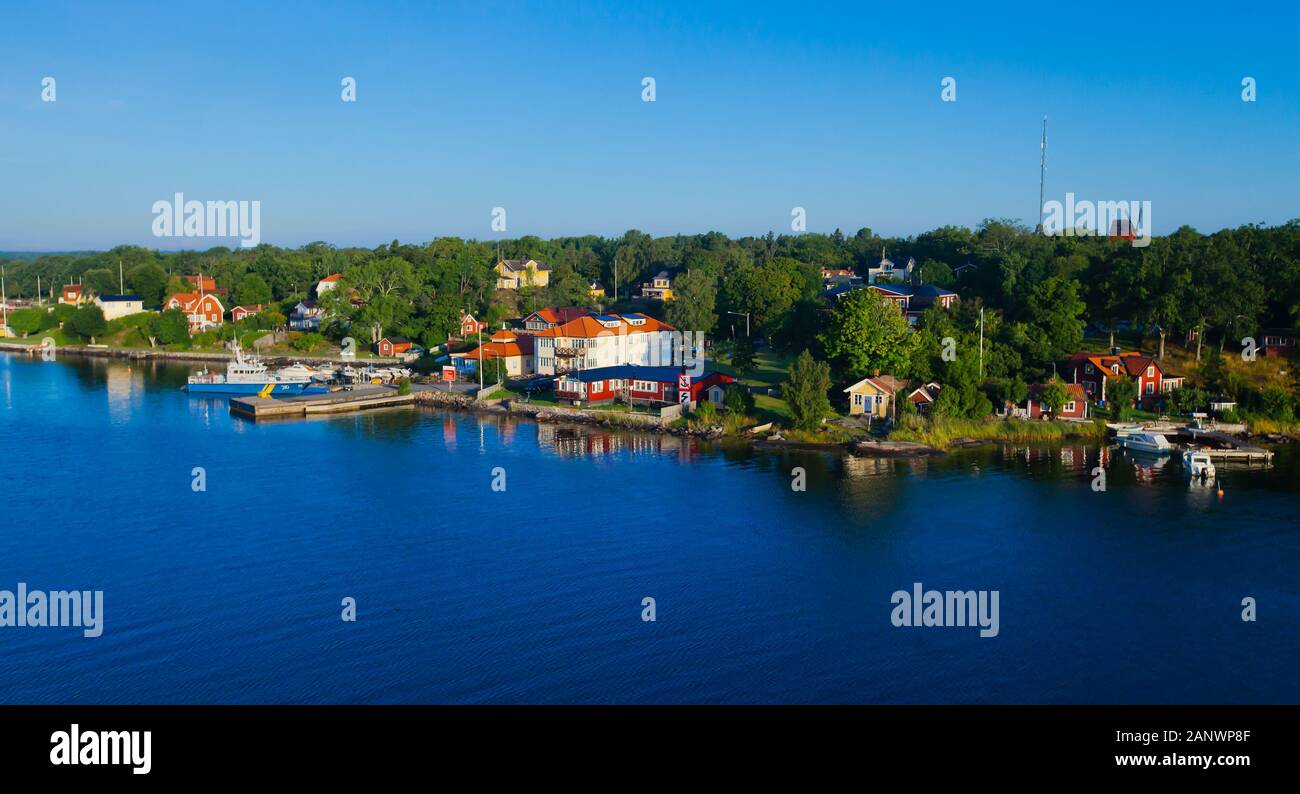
67,305,108,342
126,263,169,307
1023,276,1086,369
1039,378,1070,416
819,288,912,380
149,308,191,346
665,269,717,333
82,268,118,297
7,307,45,336
233,273,273,307
723,383,755,416
781,350,833,430
729,335,757,376
1108,375,1139,420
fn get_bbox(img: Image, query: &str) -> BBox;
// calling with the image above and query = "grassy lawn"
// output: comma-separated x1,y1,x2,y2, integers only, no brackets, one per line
710,346,795,423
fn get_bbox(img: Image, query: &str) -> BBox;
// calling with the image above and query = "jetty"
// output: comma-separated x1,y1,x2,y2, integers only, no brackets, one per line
1176,427,1274,464
230,385,413,419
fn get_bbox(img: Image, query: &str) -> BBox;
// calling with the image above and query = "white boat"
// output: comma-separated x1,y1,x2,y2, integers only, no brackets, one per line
1183,449,1217,481
1107,422,1144,437
1120,432,1172,454
185,342,313,395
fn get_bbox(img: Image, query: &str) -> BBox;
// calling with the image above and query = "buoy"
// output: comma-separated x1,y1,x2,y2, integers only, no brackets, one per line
1216,480,1225,499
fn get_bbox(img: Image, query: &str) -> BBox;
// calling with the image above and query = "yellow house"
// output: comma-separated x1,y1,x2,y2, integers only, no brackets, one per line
588,281,605,300
843,374,907,418
639,271,674,301
494,258,551,290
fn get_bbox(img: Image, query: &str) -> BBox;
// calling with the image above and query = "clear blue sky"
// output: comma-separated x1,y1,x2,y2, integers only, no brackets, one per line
1,0,1297,250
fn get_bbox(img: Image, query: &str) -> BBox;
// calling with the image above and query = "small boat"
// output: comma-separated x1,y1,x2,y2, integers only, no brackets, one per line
184,343,314,395
1183,449,1217,481
1107,422,1144,438
1119,431,1172,455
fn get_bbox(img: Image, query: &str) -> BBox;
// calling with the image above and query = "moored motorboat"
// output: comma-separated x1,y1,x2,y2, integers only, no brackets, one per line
184,343,314,395
1183,449,1217,481
1119,431,1172,455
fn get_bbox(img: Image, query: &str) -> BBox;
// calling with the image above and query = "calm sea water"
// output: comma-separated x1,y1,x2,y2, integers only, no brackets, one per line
2,353,1298,704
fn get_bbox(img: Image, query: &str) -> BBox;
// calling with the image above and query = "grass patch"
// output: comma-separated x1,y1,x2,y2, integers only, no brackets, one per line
889,416,1107,450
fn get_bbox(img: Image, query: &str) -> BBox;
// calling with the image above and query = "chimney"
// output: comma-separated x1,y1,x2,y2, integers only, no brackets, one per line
1110,345,1121,356
873,369,880,377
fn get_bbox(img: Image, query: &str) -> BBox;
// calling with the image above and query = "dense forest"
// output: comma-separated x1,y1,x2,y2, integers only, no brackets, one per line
3,219,1298,422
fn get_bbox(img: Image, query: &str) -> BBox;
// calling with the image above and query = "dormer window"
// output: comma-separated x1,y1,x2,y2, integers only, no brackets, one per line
1111,364,1120,374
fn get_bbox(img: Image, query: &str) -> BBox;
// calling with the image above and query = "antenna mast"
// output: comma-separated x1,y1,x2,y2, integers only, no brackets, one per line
1037,115,1047,233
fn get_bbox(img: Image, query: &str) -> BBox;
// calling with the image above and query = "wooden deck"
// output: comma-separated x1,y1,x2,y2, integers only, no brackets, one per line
1176,428,1274,463
230,385,414,419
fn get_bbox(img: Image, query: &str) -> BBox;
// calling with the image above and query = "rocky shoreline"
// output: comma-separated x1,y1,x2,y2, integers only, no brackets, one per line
409,391,941,456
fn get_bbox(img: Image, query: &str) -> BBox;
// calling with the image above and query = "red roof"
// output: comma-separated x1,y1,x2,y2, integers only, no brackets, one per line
534,314,674,338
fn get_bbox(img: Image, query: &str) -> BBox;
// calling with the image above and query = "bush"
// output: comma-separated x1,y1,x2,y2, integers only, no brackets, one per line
395,379,412,395
149,308,191,346
66,305,108,341
292,333,326,352
723,383,754,415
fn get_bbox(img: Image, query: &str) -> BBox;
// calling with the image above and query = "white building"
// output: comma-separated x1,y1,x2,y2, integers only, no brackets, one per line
533,313,679,376
94,294,147,321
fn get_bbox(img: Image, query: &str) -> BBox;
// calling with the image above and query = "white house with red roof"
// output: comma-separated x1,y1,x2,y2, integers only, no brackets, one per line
450,329,535,376
533,313,678,375
315,273,343,298
165,291,225,333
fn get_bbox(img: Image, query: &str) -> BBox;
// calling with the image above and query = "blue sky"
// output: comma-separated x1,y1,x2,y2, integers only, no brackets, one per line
0,0,1297,250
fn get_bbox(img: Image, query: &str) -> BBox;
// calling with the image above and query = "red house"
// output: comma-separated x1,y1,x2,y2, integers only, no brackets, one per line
1007,382,1089,419
1066,351,1183,406
230,304,262,322
554,365,735,407
376,337,414,357
907,382,941,414
165,291,225,333
1262,328,1296,358
59,285,84,305
458,311,487,338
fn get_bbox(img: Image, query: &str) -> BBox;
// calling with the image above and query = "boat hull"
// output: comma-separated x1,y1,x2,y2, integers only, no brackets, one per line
184,382,311,395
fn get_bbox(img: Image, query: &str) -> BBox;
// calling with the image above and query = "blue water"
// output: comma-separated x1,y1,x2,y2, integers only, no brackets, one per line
2,354,1298,703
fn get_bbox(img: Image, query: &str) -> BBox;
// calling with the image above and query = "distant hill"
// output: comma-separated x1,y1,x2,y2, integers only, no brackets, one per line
0,251,100,261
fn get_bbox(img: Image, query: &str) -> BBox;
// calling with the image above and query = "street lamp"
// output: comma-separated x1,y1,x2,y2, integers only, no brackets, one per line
727,311,750,337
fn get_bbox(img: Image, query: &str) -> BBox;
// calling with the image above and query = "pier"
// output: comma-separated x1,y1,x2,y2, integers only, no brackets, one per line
1176,428,1275,464
230,385,414,419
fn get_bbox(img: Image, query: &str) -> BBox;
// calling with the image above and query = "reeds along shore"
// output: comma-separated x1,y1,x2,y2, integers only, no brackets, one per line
888,416,1108,450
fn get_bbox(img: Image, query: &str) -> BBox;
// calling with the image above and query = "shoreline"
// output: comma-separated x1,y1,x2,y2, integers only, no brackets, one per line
0,341,404,366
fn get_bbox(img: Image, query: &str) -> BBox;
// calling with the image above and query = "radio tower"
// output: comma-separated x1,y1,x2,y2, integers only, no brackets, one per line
1037,116,1047,233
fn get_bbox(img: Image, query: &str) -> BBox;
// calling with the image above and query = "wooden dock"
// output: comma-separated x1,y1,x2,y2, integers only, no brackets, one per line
230,385,414,419
1172,428,1274,464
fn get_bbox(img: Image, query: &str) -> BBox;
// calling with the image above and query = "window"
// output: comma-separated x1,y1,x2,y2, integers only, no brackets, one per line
1064,401,1076,412
1145,382,1154,395
853,393,863,406
1111,364,1120,374
1146,366,1154,377
1085,363,1094,374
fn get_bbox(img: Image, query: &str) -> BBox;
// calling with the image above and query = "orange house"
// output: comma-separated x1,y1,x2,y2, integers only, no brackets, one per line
165,291,225,333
